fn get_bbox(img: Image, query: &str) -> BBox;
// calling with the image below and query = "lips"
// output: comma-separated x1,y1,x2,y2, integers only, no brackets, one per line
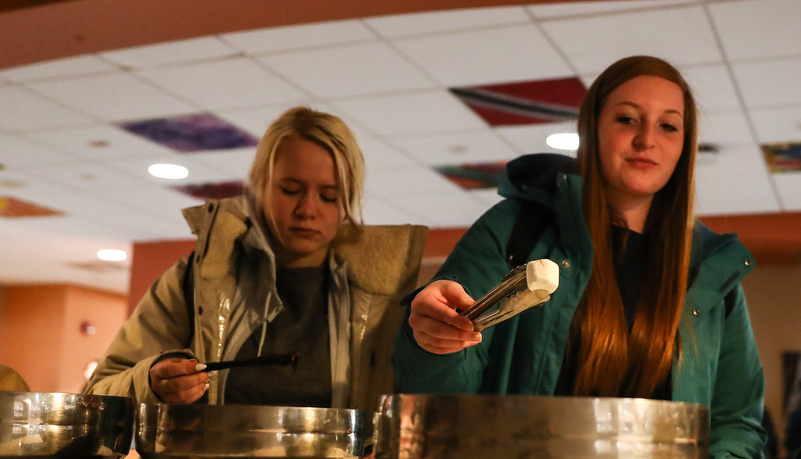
626,157,657,168
290,227,318,237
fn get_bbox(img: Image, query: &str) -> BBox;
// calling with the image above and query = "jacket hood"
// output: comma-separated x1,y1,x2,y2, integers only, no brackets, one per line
498,153,577,202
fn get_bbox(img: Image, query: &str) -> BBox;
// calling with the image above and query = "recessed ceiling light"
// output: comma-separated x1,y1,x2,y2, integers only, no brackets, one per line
546,132,579,151
97,249,127,261
148,163,188,180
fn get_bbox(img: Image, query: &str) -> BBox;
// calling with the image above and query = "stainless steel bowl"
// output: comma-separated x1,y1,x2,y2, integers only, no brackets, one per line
0,391,134,458
374,394,709,459
136,403,365,458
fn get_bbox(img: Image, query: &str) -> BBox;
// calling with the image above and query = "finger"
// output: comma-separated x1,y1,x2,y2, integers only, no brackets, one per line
150,358,204,379
413,282,475,332
413,330,482,355
409,313,482,343
159,381,209,404
152,372,209,395
437,281,477,313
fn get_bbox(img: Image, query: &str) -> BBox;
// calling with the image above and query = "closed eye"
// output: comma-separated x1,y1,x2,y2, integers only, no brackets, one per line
280,187,300,196
661,123,679,132
616,115,635,125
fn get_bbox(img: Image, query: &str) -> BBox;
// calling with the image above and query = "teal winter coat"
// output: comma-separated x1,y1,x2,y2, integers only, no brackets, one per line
393,154,766,458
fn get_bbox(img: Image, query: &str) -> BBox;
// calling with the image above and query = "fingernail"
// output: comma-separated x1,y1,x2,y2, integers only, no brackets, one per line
203,382,210,391
195,363,207,371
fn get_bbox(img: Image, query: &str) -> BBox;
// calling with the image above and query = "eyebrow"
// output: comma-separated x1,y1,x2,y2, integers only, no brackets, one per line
279,178,339,190
614,101,683,117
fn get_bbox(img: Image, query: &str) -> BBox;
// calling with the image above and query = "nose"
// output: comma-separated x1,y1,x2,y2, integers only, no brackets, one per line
294,192,317,219
634,123,656,151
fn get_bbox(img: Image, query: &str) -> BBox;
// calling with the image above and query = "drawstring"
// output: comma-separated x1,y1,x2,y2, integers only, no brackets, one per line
256,320,267,357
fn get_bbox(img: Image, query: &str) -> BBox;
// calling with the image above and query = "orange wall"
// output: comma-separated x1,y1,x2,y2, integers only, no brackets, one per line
0,284,126,392
128,239,195,315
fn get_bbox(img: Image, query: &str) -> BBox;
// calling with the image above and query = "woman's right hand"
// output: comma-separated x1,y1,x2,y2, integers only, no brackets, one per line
149,358,210,404
409,280,483,354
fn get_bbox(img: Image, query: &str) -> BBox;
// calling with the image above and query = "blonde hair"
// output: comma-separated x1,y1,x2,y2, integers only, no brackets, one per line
571,56,698,397
248,106,365,229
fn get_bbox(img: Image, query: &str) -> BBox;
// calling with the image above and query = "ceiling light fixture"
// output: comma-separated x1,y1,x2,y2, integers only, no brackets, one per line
148,163,188,180
546,132,579,151
97,249,127,261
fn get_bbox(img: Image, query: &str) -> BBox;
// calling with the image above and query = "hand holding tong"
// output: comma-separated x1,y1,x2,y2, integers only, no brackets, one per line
461,259,559,331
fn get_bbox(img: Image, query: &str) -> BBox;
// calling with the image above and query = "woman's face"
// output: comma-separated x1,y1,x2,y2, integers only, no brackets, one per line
262,137,343,268
597,75,685,211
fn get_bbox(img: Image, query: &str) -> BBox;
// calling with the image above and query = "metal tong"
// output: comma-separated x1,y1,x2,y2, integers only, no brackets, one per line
461,259,559,331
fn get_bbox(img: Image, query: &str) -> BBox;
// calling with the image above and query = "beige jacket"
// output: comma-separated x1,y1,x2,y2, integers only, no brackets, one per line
86,195,427,412
0,365,29,391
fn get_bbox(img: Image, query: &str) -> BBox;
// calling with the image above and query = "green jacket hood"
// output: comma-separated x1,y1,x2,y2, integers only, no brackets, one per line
498,153,577,202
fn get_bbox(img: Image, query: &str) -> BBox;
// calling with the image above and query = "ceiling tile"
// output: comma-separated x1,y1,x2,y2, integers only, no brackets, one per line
365,6,530,38
190,147,257,180
494,120,578,154
28,72,199,121
392,25,572,87
695,143,766,177
99,37,239,68
358,138,420,171
0,167,64,197
215,101,376,141
0,55,120,82
221,20,376,54
109,153,242,187
541,5,721,74
773,172,801,211
389,129,519,165
0,86,94,131
32,162,150,191
389,189,491,227
361,194,431,226
259,42,435,99
136,57,308,110
528,0,698,19
365,165,460,195
216,104,309,137
118,113,258,152
331,90,486,136
103,186,204,219
17,189,190,240
732,57,801,108
0,132,74,167
695,172,780,215
22,124,175,160
680,64,741,112
709,0,801,61
698,110,756,147
750,106,801,144
469,188,505,207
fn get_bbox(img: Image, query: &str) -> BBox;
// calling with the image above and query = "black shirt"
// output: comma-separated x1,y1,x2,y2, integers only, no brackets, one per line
224,265,333,407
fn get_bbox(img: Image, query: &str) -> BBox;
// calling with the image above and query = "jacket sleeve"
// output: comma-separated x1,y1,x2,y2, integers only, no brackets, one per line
84,255,196,404
708,284,767,458
393,199,519,393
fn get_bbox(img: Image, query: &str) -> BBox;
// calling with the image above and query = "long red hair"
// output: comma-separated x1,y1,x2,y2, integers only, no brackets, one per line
570,56,697,397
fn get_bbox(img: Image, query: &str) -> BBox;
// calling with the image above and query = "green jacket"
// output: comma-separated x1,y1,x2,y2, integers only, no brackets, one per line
393,154,766,458
87,195,427,413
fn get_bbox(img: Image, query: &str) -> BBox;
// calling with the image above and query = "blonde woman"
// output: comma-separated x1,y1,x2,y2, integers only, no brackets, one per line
394,56,765,457
87,107,427,412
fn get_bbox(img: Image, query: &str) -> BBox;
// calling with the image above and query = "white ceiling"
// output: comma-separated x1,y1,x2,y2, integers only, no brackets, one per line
1,0,800,294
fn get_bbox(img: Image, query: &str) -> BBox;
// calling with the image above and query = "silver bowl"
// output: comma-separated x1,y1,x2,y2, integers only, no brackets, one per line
374,394,709,459
136,403,365,458
0,391,134,458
